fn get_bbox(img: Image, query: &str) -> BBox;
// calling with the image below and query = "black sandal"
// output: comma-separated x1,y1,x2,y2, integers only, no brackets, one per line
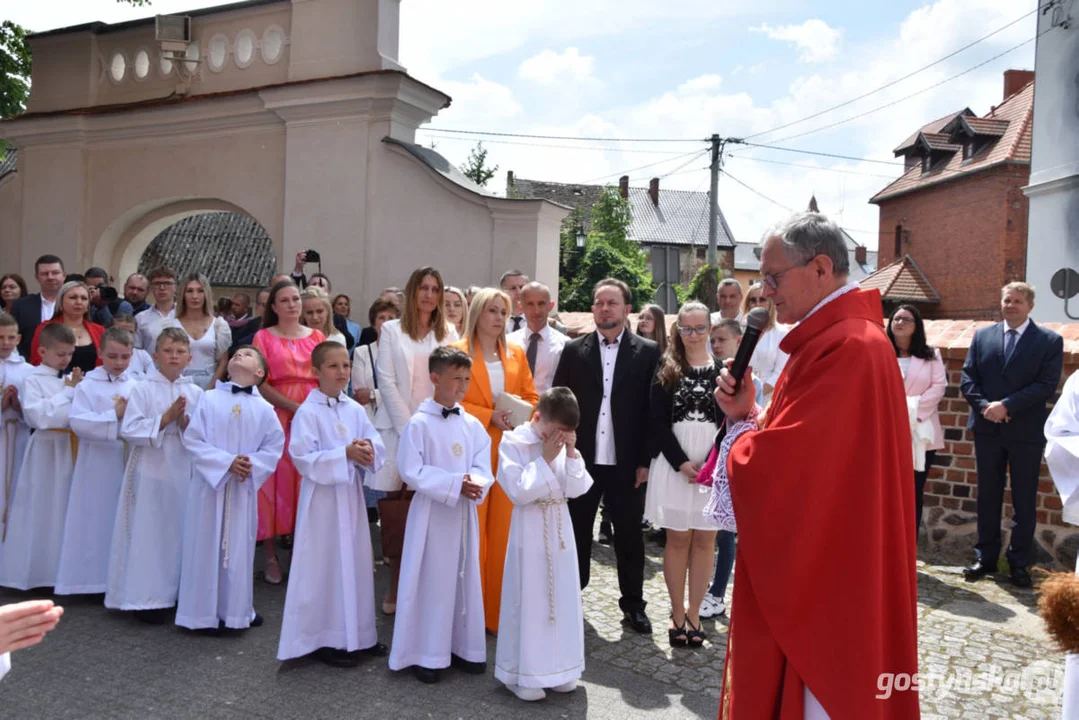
668,614,688,647
686,617,706,647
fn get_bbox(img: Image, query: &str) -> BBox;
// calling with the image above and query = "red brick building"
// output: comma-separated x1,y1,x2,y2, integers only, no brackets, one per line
867,70,1034,319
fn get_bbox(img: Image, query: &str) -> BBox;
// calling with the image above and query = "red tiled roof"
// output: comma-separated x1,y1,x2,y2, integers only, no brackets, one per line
858,254,940,304
962,117,1010,136
872,82,1033,203
919,133,962,152
892,109,972,153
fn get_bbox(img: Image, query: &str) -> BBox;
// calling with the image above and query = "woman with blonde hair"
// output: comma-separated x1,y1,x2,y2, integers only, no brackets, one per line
29,281,105,373
301,286,346,346
161,273,232,389
452,286,539,633
444,286,467,337
375,267,458,614
740,282,788,402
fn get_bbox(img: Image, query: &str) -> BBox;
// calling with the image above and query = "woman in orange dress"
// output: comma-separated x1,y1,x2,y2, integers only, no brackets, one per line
452,287,538,633
251,280,325,584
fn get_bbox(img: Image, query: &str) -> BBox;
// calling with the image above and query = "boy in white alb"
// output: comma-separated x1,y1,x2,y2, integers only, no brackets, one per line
390,346,493,684
177,346,285,633
0,323,81,591
107,327,202,623
278,341,386,666
0,315,32,552
496,387,592,701
112,314,154,377
55,327,139,595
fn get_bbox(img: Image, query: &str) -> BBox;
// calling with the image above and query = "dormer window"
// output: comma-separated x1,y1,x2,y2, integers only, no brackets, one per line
921,153,932,173
962,140,975,160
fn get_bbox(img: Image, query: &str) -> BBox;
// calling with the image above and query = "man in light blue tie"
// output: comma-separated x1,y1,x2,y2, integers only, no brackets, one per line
960,281,1063,587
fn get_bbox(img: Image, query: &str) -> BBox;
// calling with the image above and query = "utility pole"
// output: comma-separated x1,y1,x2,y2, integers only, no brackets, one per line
706,133,723,267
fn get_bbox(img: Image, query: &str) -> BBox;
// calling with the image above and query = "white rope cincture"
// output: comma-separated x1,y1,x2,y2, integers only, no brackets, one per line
222,478,233,570
534,495,568,624
1,419,17,543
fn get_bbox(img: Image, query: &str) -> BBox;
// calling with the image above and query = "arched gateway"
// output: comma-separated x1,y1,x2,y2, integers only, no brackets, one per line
0,0,567,306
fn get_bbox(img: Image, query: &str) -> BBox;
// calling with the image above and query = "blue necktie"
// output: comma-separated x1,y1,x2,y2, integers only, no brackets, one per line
1004,329,1018,364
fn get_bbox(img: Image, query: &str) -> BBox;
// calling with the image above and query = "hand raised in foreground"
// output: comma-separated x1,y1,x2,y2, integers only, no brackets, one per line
346,439,375,466
541,429,565,464
461,473,484,501
714,360,756,423
0,600,63,655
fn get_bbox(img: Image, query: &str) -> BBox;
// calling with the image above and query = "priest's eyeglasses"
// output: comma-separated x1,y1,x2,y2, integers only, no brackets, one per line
677,324,710,336
761,258,814,290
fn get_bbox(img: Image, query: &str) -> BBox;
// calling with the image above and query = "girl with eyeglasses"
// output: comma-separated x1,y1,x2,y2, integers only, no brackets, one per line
739,283,788,404
644,301,720,649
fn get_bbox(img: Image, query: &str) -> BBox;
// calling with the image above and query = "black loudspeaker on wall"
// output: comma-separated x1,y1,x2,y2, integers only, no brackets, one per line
1050,268,1079,320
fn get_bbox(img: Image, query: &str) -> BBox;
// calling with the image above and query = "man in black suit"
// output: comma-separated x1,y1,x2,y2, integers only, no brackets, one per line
230,286,271,355
552,277,660,633
9,254,66,360
960,281,1063,587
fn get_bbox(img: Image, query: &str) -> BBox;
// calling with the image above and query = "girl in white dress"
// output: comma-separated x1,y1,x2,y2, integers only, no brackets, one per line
163,273,231,390
644,301,719,649
375,267,457,615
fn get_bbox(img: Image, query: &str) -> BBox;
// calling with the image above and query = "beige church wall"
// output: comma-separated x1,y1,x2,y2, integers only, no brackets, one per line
0,169,24,274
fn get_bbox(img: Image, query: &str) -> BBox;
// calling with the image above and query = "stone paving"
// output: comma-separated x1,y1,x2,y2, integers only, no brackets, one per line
0,530,1066,719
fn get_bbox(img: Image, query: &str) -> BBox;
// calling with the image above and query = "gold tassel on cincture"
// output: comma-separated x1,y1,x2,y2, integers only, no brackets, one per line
1037,571,1079,655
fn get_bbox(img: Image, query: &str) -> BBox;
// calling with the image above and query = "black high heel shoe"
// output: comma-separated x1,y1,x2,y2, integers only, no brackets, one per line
685,617,706,648
668,614,688,647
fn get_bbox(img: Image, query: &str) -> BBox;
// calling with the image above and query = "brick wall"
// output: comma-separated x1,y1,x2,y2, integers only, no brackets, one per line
875,165,1030,320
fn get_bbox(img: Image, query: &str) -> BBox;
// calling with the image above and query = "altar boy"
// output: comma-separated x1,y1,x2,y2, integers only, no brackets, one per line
177,346,284,632
495,387,592,701
106,327,202,622
56,326,138,595
0,314,32,550
0,323,81,591
389,346,493,684
278,341,385,666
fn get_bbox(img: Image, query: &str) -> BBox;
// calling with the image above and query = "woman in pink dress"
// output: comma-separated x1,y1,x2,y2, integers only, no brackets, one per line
251,280,325,584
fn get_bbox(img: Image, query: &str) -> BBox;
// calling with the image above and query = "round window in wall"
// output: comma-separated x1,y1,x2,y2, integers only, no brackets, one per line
208,34,228,72
234,29,256,68
261,26,285,64
133,49,151,80
109,51,127,83
160,52,174,77
184,42,201,73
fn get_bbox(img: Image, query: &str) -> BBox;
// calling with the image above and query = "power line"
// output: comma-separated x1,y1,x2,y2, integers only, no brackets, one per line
721,169,794,212
659,150,710,179
742,8,1039,142
580,149,706,184
420,133,698,156
757,31,1044,145
418,126,703,144
735,142,905,166
727,154,897,179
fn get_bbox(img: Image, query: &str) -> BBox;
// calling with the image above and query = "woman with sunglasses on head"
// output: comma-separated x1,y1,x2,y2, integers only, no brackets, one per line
644,301,720,649
888,304,946,531
740,282,788,404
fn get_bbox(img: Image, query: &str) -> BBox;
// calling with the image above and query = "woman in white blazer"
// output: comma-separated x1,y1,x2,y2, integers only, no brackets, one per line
888,305,947,530
371,267,457,614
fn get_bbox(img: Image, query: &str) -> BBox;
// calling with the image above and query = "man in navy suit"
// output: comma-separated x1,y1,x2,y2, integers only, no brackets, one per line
960,282,1063,587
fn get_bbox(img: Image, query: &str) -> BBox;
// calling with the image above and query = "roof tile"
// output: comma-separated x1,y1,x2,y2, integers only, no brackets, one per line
138,212,276,288
859,254,940,303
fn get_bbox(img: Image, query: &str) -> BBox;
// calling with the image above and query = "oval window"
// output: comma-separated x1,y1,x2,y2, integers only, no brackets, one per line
133,49,150,80
109,51,126,83
261,26,284,64
208,34,228,72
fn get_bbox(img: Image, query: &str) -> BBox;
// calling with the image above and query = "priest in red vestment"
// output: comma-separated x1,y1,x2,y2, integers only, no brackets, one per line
711,212,920,719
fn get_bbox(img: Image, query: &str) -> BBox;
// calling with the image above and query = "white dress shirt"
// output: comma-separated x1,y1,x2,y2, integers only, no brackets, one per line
594,328,624,466
134,304,177,351
1004,317,1031,339
710,310,743,326
40,296,56,324
508,323,568,395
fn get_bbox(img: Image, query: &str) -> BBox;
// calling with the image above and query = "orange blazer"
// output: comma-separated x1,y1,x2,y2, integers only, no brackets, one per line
451,338,539,470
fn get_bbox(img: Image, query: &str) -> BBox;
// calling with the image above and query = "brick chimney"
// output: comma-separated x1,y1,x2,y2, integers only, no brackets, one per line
648,177,659,206
1003,69,1034,101
855,246,867,265
618,175,629,199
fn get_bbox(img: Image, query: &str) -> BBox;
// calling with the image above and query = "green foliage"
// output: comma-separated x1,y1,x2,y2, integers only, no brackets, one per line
459,141,498,187
0,21,31,120
687,264,721,312
559,186,655,312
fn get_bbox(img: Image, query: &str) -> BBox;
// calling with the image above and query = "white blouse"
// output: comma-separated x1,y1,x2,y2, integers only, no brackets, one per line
407,332,442,412
486,360,505,401
163,316,231,389
749,326,789,391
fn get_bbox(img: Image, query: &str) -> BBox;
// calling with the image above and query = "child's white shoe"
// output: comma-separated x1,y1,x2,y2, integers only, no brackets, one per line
507,683,546,702
549,680,577,693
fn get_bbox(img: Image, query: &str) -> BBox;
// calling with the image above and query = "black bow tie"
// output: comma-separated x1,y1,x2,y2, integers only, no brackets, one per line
231,385,254,395
56,370,65,379
442,407,461,419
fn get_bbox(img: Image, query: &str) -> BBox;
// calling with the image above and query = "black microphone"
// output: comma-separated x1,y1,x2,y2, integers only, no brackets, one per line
728,307,770,393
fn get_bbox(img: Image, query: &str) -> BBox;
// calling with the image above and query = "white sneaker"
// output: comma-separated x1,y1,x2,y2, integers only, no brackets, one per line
507,683,546,702
699,594,726,619
549,680,577,693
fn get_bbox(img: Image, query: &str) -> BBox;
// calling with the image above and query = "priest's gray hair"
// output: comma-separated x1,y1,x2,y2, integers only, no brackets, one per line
764,212,849,276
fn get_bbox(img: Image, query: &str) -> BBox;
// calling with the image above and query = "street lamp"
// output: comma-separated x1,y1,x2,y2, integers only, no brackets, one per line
575,226,586,249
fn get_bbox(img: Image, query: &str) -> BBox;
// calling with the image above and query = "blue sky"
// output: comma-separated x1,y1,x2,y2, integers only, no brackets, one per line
9,0,1040,251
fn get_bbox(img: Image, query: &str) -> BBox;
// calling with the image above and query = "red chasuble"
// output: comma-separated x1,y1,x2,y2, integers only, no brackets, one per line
719,288,919,720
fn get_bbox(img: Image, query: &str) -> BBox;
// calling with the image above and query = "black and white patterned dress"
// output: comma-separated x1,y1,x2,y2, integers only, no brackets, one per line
644,364,721,531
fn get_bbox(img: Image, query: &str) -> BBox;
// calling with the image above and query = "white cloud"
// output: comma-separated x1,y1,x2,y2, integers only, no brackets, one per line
752,19,843,63
436,74,522,124
518,48,596,86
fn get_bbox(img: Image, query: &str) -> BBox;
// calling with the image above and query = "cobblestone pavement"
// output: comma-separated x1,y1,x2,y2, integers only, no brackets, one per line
0,532,1065,719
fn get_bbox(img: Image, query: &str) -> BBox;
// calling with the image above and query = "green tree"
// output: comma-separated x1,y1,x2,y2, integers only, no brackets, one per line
687,264,721,312
0,21,31,120
459,141,498,187
559,186,655,311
